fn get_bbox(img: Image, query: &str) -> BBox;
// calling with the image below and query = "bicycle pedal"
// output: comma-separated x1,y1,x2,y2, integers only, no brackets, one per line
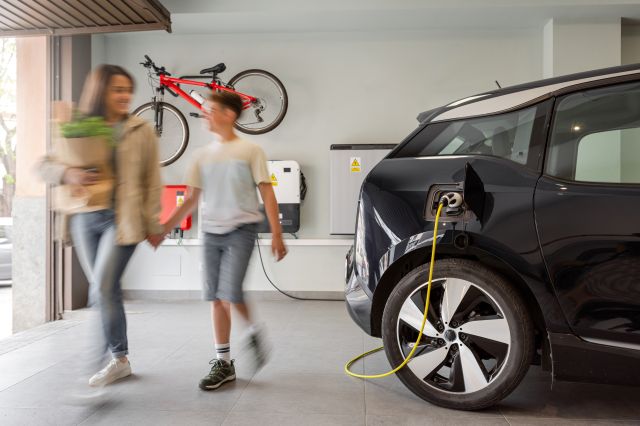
189,113,203,118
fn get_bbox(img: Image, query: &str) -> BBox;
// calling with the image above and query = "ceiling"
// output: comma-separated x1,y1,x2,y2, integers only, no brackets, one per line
160,0,640,33
0,0,171,36
2,0,639,37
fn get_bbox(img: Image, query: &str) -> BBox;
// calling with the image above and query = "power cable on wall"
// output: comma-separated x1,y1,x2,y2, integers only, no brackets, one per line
255,235,342,302
255,169,341,302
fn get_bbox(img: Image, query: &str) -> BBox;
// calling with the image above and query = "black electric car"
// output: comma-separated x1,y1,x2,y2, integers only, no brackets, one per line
345,64,640,410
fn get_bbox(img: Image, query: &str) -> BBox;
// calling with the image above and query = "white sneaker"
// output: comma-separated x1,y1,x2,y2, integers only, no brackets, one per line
245,325,271,373
89,359,132,387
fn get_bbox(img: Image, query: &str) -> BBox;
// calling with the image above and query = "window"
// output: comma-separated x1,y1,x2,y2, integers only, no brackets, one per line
546,82,640,184
393,103,547,168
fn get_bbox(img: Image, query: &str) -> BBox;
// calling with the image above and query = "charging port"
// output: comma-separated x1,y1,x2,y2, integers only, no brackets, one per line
425,184,472,223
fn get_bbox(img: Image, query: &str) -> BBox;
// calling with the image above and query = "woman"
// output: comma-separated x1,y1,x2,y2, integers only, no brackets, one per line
41,65,163,387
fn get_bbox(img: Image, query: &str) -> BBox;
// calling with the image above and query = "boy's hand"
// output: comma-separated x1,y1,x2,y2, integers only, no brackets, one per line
272,234,287,262
147,233,165,249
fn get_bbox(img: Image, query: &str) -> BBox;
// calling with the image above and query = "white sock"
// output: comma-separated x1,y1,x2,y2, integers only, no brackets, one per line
215,343,231,362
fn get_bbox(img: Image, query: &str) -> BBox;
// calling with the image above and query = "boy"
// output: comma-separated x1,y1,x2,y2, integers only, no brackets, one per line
154,91,287,390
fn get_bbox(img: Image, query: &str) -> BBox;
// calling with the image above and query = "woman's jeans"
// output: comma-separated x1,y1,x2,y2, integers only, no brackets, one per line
70,210,136,359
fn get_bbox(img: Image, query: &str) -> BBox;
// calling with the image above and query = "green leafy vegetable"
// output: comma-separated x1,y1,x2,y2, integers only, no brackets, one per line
60,116,113,142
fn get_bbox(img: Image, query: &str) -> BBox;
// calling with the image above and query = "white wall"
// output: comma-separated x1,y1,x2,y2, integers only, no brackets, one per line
93,28,544,293
543,19,621,77
93,28,542,238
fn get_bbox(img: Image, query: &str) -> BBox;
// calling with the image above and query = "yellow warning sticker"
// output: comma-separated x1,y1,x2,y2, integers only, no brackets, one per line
350,157,362,173
271,173,278,186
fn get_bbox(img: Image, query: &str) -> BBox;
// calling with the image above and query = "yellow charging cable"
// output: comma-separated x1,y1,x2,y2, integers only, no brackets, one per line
344,201,444,379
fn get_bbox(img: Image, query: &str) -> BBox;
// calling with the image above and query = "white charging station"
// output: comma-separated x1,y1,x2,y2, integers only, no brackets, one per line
256,160,302,233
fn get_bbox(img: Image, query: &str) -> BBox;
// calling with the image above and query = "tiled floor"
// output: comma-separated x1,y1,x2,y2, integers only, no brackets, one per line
0,286,11,340
0,299,638,426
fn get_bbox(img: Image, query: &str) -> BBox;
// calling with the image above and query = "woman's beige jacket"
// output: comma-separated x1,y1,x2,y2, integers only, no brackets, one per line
40,115,163,245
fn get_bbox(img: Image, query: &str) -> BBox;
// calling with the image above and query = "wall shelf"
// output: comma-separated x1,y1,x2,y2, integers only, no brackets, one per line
160,238,353,247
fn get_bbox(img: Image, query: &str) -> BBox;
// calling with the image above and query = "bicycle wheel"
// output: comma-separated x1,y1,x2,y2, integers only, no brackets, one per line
132,102,189,167
228,69,288,135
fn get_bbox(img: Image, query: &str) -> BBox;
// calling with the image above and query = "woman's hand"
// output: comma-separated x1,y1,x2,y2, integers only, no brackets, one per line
63,167,99,185
272,233,288,262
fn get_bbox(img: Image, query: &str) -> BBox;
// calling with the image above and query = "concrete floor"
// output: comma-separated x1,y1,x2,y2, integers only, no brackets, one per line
0,286,10,340
0,299,638,426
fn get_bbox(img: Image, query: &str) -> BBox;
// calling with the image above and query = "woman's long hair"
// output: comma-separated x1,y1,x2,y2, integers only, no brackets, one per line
77,64,135,118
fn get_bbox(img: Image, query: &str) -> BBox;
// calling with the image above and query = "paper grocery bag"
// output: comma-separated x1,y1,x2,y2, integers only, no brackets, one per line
51,136,115,213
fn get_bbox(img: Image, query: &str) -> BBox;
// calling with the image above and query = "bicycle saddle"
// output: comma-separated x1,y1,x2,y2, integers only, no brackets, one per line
200,63,226,75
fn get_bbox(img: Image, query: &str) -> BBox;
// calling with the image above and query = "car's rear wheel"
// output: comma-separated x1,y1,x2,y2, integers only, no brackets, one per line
381,258,534,410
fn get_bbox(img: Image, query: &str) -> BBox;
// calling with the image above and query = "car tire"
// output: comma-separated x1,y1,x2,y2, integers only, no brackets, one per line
381,258,534,410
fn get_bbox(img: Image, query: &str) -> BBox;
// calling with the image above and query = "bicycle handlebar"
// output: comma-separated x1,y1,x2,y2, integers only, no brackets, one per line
141,54,170,76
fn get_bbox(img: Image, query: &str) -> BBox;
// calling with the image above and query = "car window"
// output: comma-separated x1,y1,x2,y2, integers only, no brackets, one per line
393,103,545,168
546,82,640,184
438,136,465,155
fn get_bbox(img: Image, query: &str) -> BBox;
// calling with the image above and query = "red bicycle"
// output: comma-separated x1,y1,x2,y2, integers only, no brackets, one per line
134,55,288,166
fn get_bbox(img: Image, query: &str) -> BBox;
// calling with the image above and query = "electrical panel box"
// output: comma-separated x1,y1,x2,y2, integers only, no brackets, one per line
161,185,192,231
330,144,396,235
256,160,301,233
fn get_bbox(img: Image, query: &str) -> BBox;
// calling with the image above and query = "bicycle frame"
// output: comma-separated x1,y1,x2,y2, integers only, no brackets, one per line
158,74,257,111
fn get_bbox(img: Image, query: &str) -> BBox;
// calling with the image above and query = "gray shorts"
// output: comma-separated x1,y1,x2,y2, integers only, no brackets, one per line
202,223,257,303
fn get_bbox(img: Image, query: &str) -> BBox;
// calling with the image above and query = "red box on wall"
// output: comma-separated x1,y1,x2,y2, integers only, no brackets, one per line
161,185,192,231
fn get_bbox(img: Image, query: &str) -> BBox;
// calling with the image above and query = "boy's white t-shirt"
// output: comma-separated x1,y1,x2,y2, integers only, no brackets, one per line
186,137,270,234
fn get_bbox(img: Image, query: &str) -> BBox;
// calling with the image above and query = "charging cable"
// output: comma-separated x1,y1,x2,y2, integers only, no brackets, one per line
344,201,445,379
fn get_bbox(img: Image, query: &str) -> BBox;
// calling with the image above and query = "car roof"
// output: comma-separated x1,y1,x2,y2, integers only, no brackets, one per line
419,63,640,123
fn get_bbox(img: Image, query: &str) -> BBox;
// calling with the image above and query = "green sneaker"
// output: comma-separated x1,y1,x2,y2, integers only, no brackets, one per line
199,359,236,391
